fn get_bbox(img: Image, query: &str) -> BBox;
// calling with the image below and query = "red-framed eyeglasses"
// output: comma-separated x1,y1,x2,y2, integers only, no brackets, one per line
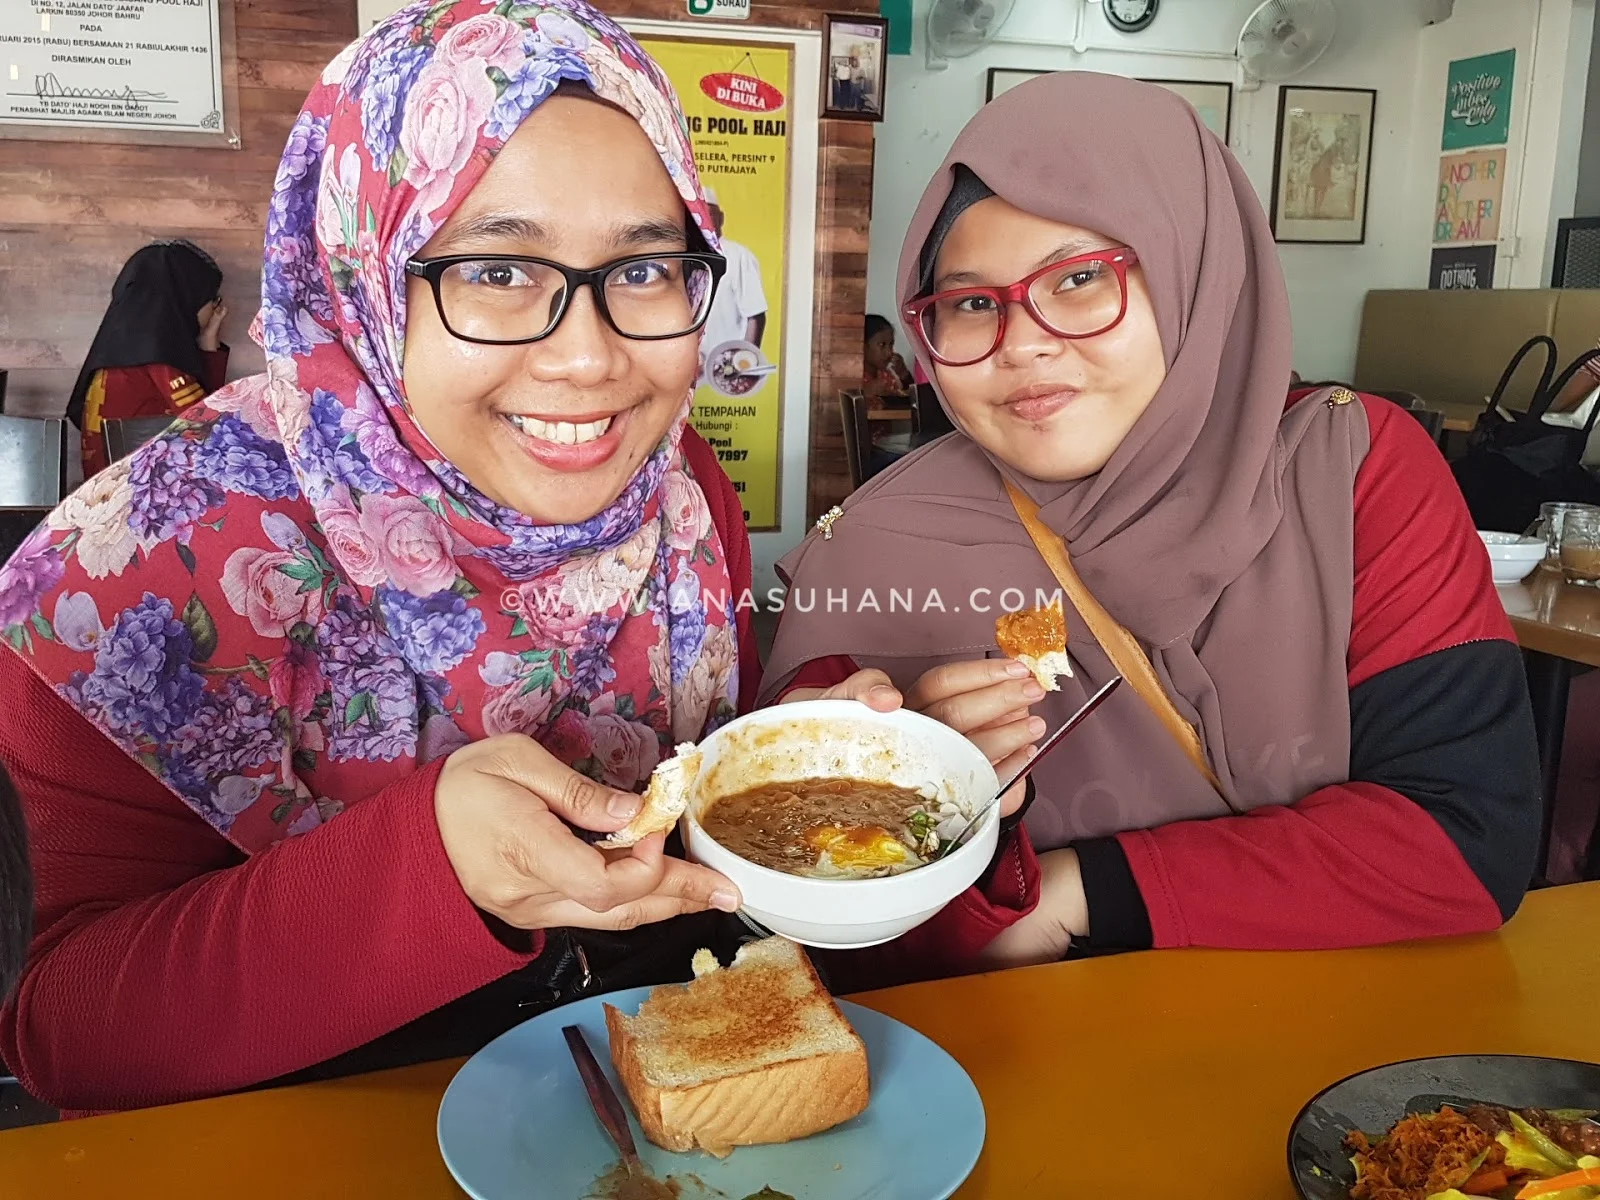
903,247,1139,368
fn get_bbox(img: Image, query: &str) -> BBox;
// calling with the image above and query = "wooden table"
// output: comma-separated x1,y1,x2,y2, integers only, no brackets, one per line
6,883,1600,1199
865,407,913,423
1502,564,1600,668
1501,567,1600,880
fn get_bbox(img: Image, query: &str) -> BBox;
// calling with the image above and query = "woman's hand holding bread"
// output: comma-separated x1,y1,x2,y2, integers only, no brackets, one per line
435,734,741,931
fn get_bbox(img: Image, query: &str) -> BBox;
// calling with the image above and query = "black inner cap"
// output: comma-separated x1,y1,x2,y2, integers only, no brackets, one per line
916,165,995,296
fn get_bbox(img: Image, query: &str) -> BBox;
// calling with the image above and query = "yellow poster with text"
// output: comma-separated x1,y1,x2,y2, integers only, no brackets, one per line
639,37,792,531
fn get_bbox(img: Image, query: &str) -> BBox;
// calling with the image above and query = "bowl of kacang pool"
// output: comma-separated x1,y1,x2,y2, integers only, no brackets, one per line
679,700,1001,949
1478,531,1545,584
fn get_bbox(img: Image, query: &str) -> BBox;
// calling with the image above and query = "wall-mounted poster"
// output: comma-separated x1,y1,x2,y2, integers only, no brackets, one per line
639,35,792,531
1430,244,1497,290
0,0,235,147
1270,86,1376,244
1443,49,1515,151
1436,149,1506,244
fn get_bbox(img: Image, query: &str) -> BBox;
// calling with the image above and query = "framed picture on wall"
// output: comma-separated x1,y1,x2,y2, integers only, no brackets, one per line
1140,78,1232,142
985,70,1231,143
985,67,1049,102
1270,85,1377,244
821,14,888,121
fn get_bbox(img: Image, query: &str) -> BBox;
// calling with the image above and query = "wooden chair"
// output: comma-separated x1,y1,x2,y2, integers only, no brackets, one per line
911,382,955,438
839,389,869,490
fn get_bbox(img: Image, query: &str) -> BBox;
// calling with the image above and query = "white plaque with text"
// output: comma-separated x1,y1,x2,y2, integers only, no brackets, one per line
0,0,225,136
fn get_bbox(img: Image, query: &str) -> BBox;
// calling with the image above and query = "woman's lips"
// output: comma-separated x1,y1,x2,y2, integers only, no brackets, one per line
502,407,631,472
1004,385,1078,423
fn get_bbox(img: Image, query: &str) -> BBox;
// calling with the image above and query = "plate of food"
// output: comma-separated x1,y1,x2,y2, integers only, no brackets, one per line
437,936,986,1200
1288,1054,1600,1199
704,340,776,398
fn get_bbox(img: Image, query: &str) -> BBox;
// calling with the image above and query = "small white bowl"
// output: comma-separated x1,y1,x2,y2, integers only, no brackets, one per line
680,700,1000,949
1478,531,1546,584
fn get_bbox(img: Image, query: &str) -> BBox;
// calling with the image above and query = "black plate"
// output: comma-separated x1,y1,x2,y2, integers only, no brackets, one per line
1287,1054,1600,1199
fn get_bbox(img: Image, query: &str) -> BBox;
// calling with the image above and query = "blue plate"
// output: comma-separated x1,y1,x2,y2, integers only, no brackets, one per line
437,988,985,1200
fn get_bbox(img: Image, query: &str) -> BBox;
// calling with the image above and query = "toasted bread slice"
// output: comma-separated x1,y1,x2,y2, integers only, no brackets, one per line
604,937,869,1157
596,743,701,850
994,598,1073,691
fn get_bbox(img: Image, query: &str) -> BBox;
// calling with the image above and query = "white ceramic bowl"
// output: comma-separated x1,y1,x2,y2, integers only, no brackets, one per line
680,700,1000,949
1479,530,1546,584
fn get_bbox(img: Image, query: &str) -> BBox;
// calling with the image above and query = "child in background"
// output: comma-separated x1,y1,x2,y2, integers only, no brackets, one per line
863,314,912,401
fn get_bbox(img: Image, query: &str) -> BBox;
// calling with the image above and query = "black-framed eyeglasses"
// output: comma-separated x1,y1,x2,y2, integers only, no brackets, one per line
404,251,727,346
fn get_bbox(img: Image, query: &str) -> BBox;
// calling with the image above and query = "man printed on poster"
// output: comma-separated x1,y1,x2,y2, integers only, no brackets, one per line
699,185,769,386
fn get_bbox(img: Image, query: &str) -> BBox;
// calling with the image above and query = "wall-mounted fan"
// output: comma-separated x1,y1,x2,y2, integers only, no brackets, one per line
1237,0,1337,83
926,0,1017,67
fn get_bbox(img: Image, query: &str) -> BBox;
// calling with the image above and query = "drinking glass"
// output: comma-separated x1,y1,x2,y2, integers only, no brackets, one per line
1559,508,1600,586
1527,501,1600,566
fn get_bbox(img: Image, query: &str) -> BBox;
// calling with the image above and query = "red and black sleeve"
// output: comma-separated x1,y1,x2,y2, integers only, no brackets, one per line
1072,396,1540,951
780,397,1541,956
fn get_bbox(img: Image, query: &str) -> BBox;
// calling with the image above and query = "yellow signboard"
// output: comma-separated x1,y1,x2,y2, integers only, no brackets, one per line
639,36,792,531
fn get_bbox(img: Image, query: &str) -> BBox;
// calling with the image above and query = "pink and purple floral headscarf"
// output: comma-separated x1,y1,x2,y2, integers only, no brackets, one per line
0,0,739,854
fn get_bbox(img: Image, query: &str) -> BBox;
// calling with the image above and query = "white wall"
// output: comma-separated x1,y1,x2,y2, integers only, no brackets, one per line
1405,0,1594,289
868,0,1594,381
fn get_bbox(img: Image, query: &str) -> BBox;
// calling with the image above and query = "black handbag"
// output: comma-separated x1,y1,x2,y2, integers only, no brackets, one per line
1452,335,1600,533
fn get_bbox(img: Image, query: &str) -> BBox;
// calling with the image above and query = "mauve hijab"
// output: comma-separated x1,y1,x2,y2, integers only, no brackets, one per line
761,72,1372,847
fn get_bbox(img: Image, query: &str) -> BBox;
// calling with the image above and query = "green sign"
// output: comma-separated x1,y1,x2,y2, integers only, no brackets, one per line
883,0,913,55
686,0,750,18
1443,49,1515,150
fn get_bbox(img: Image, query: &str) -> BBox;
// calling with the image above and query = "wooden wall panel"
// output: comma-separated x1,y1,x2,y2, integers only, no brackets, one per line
0,1,359,420
0,0,872,523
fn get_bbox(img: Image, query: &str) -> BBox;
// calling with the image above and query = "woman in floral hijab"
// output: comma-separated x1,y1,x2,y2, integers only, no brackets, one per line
0,0,760,1111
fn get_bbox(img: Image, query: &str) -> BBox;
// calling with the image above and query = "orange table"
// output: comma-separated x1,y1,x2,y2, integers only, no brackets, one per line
4,882,1599,1199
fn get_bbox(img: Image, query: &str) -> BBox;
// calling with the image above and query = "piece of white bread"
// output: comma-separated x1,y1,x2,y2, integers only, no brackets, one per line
596,743,701,849
1018,649,1074,692
994,599,1074,692
604,936,869,1158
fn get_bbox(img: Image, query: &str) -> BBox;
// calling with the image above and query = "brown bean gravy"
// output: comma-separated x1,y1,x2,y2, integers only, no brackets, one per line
700,777,936,877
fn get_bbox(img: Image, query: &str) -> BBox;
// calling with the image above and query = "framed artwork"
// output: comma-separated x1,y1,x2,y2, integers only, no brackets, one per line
1139,77,1232,141
985,69,1232,142
1443,48,1515,151
821,14,888,121
1270,86,1377,244
985,67,1048,102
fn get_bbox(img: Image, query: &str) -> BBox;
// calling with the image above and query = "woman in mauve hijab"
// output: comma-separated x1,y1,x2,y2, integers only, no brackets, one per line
765,73,1540,980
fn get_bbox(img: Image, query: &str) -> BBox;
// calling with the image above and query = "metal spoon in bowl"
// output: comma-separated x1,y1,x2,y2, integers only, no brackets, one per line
936,675,1123,860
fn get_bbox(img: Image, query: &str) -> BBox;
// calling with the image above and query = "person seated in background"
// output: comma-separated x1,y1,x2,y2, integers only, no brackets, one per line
1549,344,1600,413
66,239,229,479
0,3,762,1114
863,313,913,401
0,763,30,1003
762,72,1541,988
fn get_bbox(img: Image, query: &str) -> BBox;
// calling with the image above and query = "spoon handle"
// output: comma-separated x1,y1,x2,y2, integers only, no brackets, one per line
563,1024,641,1167
996,674,1123,795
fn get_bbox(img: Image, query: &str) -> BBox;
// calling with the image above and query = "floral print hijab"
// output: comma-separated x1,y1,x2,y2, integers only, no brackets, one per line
0,0,739,854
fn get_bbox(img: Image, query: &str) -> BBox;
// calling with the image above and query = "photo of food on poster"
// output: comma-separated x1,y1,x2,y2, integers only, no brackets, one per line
638,36,792,531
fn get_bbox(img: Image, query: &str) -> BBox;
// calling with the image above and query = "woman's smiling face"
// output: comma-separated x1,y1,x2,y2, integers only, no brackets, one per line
928,197,1167,484
401,93,701,525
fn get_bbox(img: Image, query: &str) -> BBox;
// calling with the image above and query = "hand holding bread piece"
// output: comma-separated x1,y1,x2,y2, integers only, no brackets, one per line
994,598,1073,691
597,744,703,850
